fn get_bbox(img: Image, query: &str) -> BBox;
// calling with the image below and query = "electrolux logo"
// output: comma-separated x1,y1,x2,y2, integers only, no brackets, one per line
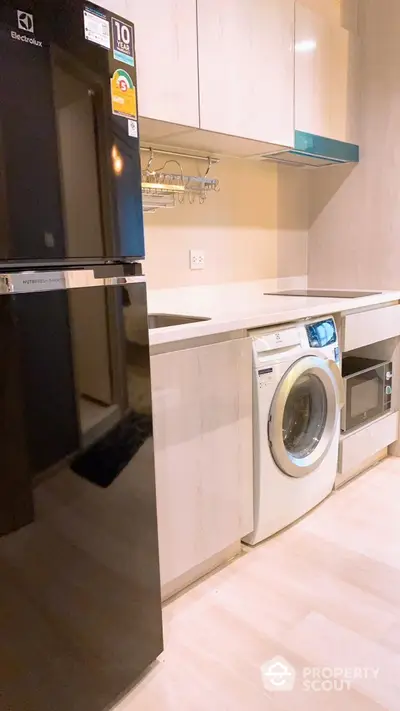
11,9,42,47
17,10,34,33
10,30,42,47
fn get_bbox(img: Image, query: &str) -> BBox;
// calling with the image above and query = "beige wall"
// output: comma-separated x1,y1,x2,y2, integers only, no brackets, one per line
277,165,309,278
308,0,400,290
143,156,308,289
299,0,358,30
299,0,341,25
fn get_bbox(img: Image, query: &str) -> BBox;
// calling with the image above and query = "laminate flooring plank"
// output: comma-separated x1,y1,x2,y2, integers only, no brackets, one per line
106,458,400,709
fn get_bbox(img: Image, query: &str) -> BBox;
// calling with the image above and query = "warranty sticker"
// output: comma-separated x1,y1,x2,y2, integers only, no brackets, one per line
112,17,134,66
83,6,110,49
111,69,137,119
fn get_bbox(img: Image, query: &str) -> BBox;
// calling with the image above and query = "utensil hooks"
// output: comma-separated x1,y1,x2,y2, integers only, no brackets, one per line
141,147,220,212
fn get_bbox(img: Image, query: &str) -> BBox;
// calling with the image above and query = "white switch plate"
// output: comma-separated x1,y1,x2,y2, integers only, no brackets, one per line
190,249,205,270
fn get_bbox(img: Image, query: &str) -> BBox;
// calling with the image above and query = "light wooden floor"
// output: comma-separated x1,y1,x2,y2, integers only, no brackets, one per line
118,457,400,711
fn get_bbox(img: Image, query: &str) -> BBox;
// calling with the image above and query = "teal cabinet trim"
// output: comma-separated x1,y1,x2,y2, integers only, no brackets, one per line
293,131,359,163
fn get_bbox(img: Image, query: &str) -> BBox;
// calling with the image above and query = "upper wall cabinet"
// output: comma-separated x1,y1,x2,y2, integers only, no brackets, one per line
197,0,295,147
96,0,127,15
124,0,199,127
295,3,350,142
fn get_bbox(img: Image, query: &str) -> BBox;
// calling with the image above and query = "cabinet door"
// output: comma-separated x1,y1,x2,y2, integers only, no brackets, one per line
151,338,253,591
95,0,127,15
295,3,350,141
124,0,199,127
197,0,295,146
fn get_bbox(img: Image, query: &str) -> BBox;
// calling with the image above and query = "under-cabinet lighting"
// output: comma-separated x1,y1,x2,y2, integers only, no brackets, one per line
142,192,176,212
295,39,317,53
141,182,185,192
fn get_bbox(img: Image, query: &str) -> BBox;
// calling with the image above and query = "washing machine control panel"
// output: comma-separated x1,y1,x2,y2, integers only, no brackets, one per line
258,366,275,388
306,318,337,349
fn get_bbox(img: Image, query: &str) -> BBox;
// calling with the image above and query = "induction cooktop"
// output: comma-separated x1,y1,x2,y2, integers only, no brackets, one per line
264,289,382,298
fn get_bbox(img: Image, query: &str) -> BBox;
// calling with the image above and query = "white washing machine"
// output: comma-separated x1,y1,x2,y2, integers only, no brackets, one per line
244,316,344,545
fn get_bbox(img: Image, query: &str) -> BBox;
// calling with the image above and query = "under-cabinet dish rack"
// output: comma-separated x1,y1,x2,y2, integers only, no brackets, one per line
141,147,219,213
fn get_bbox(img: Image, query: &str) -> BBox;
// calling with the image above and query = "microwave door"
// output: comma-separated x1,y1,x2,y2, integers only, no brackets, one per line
345,367,385,431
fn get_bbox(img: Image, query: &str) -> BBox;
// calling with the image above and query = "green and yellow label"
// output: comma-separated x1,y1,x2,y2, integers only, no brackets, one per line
111,69,137,120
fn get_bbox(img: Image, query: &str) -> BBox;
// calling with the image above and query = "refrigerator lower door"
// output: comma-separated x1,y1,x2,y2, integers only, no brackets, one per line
0,267,163,711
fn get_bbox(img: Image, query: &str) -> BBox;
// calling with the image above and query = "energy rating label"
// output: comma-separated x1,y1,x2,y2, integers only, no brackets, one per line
111,69,137,120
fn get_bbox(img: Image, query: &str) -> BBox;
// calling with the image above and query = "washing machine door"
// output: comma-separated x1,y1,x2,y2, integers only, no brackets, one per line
268,355,343,478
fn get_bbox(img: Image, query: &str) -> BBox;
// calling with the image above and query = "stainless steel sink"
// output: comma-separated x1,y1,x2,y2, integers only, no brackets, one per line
148,313,210,329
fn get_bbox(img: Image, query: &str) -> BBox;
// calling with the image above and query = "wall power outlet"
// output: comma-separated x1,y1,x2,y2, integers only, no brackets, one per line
190,249,205,270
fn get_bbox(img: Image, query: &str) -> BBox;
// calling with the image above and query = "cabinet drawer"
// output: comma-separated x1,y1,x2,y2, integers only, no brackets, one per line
338,412,399,477
342,304,400,352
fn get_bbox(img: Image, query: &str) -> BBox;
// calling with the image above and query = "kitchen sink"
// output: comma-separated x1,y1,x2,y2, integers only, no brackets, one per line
148,313,210,329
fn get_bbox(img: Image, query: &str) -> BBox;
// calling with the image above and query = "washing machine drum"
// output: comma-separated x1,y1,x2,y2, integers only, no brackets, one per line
268,354,340,478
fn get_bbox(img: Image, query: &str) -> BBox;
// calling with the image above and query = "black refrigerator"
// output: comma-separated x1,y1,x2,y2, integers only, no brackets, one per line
0,2,163,710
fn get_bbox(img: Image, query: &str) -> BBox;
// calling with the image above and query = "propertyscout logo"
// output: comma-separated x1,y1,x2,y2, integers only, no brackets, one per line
261,657,296,692
261,656,379,693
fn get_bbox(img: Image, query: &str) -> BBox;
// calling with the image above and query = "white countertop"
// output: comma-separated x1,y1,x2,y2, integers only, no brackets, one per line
147,281,400,348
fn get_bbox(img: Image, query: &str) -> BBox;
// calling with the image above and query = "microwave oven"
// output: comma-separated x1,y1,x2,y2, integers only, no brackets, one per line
341,356,392,432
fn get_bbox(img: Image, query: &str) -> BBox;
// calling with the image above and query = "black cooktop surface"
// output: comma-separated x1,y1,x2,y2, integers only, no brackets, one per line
264,289,382,298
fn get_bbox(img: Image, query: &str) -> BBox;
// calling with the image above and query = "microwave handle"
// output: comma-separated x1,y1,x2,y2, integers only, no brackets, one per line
327,359,345,409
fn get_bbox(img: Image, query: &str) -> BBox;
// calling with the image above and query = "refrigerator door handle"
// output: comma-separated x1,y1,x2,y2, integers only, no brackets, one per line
0,270,146,295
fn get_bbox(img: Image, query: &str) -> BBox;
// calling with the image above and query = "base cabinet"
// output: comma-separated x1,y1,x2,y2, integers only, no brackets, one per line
151,337,253,597
337,412,399,488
